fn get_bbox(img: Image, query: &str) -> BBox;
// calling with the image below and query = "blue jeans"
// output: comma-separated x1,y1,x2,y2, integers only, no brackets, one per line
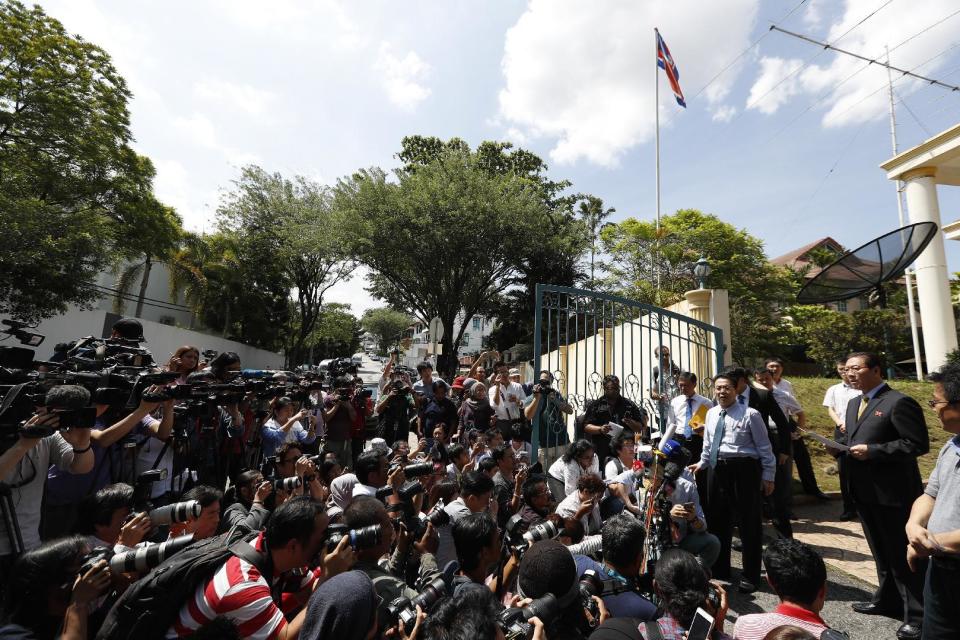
679,530,721,571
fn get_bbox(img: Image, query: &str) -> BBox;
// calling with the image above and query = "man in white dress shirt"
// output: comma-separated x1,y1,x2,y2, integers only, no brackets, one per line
691,372,776,593
822,357,862,520
665,371,714,463
766,357,828,502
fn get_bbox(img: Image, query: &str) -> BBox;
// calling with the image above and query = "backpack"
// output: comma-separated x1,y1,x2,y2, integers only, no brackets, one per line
96,529,270,640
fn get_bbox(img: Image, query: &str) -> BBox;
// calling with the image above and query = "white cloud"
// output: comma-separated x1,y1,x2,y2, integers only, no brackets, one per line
375,42,432,111
746,57,805,114
803,0,828,27
711,105,737,122
746,0,959,127
173,113,219,149
194,78,277,117
497,0,760,166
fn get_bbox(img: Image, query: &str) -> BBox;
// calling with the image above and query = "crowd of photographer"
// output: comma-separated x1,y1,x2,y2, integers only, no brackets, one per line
0,318,939,640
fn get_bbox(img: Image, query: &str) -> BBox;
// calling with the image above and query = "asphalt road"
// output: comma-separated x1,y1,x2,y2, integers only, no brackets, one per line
725,548,903,640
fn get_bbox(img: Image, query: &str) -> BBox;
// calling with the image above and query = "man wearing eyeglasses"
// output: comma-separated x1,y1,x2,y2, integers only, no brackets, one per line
843,351,928,640
823,357,862,520
905,361,960,639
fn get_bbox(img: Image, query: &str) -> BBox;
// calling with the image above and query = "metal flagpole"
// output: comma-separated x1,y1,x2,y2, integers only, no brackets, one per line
654,28,661,295
886,45,924,380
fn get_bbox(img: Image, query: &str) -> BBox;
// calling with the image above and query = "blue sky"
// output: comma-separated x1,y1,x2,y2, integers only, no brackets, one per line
36,0,960,315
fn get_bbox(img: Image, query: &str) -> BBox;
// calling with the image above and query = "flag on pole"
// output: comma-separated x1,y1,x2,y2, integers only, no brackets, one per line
656,29,686,108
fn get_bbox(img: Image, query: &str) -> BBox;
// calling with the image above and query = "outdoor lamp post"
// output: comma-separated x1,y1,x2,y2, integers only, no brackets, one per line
693,256,711,289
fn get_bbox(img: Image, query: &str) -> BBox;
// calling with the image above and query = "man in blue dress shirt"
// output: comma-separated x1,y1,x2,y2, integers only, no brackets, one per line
690,372,775,593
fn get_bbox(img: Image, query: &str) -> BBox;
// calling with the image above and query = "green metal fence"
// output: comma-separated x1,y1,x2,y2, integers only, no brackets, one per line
530,284,724,465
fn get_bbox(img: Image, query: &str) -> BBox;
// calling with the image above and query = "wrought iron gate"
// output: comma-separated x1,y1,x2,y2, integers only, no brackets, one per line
530,284,725,465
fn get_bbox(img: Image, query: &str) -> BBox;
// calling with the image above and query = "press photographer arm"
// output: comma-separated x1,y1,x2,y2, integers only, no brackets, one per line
90,386,172,448
62,559,112,640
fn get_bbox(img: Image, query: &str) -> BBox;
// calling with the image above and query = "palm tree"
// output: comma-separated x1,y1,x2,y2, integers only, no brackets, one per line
168,231,244,337
577,196,616,288
111,205,182,318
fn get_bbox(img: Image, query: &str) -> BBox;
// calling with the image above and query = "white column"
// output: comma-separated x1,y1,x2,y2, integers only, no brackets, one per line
902,168,958,372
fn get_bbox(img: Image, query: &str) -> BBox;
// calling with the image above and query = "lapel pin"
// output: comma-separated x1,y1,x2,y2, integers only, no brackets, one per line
874,410,884,417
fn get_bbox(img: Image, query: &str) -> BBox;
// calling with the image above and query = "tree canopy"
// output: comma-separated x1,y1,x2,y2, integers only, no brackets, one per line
362,307,411,355
217,166,352,364
334,137,584,378
0,2,175,321
599,209,796,362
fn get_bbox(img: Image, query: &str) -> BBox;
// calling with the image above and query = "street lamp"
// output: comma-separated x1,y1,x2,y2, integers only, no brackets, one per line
693,256,711,290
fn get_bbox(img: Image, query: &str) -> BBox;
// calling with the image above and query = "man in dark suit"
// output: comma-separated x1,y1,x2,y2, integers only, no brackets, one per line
724,367,793,538
844,351,928,640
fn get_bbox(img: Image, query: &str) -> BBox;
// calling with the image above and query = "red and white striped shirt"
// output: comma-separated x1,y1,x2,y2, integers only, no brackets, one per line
168,534,316,640
732,602,829,640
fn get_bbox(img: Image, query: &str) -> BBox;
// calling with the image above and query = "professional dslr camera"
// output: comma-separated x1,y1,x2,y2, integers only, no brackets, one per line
504,515,560,554
386,576,451,634
497,594,559,640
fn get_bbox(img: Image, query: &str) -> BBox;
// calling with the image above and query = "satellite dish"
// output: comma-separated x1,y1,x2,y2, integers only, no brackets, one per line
797,222,938,306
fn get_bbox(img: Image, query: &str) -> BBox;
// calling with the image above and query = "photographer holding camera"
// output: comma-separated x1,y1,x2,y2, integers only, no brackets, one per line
0,536,112,640
44,384,173,539
572,514,658,620
525,372,574,449
168,497,355,639
344,496,442,634
377,374,417,446
640,548,730,640
0,386,95,573
323,376,358,469
220,469,273,533
261,396,316,458
517,540,606,639
76,483,153,553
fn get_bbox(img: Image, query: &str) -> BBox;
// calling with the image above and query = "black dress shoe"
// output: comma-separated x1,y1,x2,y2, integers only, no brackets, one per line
810,490,830,500
839,511,858,521
732,538,743,551
851,602,897,616
737,579,757,594
896,623,921,640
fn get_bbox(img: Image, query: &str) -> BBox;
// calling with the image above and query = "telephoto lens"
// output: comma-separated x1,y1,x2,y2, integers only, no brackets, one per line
522,520,559,546
272,476,302,492
424,499,450,527
578,570,604,622
108,534,195,574
325,523,382,552
397,481,425,501
148,500,201,525
402,462,434,478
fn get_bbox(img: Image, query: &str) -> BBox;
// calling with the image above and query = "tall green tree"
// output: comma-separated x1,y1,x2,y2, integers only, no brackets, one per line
394,136,588,357
303,303,362,362
599,209,796,362
217,166,352,363
335,140,575,379
0,1,164,322
578,195,615,288
361,307,411,355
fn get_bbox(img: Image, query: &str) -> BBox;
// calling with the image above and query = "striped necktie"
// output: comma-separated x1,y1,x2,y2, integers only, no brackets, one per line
707,409,727,467
684,398,694,438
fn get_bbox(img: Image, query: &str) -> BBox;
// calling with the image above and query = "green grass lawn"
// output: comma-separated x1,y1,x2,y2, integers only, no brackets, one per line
790,377,947,493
